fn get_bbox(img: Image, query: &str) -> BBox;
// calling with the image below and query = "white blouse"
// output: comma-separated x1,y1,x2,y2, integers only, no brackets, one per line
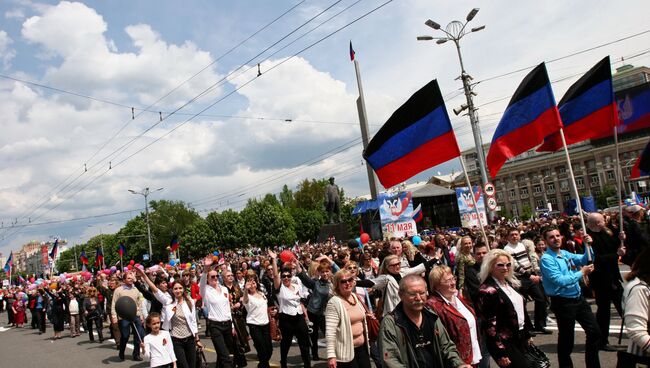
244,293,270,325
277,284,303,316
493,277,525,330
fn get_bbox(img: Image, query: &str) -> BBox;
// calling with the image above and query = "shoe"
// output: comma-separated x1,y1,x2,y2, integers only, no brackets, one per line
312,356,323,361
534,327,552,335
119,353,125,361
600,344,618,352
133,356,143,361
529,331,537,337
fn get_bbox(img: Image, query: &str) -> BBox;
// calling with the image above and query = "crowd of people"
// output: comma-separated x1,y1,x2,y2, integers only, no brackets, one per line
1,204,649,368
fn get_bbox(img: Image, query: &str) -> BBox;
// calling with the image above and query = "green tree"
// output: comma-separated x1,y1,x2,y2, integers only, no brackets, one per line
181,218,216,260
148,200,201,261
241,199,296,247
279,184,294,208
206,209,248,249
340,201,359,239
520,204,533,220
596,185,617,209
290,208,325,242
294,178,328,211
115,215,151,264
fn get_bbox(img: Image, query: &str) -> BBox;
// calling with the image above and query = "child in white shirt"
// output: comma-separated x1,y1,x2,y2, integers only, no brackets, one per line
141,312,177,368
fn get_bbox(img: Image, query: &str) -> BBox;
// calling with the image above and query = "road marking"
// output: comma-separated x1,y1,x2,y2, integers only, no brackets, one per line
0,326,12,332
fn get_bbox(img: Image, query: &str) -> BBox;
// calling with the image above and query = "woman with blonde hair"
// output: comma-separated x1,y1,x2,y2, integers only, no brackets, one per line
455,236,475,294
84,286,104,343
325,269,370,368
478,249,533,368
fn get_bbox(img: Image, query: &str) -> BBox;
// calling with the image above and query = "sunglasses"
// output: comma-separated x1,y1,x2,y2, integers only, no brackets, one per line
208,275,219,279
281,274,292,279
340,278,355,284
388,263,401,267
347,266,358,270
495,262,512,268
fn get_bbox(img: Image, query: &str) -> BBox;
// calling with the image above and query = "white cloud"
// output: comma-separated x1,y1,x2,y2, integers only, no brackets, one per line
0,30,15,69
5,8,25,19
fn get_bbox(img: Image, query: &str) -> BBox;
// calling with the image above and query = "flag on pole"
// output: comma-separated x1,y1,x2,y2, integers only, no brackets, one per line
170,236,180,252
95,247,104,268
363,79,461,188
412,204,423,222
3,252,13,274
349,41,355,61
537,56,618,152
118,242,126,257
80,250,88,265
617,82,650,134
631,139,650,179
487,62,563,178
49,239,59,259
17,275,25,284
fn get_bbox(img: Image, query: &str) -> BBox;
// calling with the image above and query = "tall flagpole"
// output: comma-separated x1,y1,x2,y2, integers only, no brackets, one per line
459,157,489,246
613,126,625,248
559,128,591,261
353,49,379,200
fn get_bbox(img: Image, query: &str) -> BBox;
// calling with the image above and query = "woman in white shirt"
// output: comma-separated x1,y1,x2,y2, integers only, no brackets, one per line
325,269,371,368
623,249,650,359
269,250,311,368
242,274,273,368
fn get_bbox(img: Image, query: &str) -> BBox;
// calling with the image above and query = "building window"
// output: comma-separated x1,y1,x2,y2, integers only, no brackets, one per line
521,187,529,195
586,160,596,169
544,169,551,177
576,177,585,188
511,204,518,217
509,189,516,199
557,166,566,174
536,200,544,208
607,171,615,181
517,174,526,182
604,155,612,164
563,194,571,203
550,197,557,205
547,183,555,191
497,192,504,200
560,180,569,189
590,175,599,185
534,185,542,193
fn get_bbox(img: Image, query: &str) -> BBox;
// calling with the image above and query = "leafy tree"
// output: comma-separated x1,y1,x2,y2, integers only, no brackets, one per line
520,204,533,220
148,200,201,262
206,210,248,250
294,178,328,211
279,184,294,208
290,208,325,242
241,199,296,247
596,185,617,209
340,201,359,239
115,215,151,264
181,218,216,260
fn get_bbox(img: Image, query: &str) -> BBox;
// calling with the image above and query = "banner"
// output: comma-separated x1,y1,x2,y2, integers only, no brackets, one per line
455,186,487,228
379,192,417,238
41,245,49,266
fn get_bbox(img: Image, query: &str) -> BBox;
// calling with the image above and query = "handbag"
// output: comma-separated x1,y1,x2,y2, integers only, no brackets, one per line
617,350,650,368
195,347,208,368
524,343,551,368
360,295,380,343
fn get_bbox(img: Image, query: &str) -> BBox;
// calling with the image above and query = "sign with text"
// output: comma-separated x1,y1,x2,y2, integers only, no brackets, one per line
455,186,488,228
379,192,417,238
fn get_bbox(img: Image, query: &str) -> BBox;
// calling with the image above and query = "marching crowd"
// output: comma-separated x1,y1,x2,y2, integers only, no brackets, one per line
1,204,650,368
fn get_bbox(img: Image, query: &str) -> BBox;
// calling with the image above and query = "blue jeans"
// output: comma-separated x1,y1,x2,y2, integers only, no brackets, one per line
119,318,145,358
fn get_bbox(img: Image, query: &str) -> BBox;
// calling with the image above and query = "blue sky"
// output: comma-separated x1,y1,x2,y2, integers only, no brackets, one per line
0,0,648,255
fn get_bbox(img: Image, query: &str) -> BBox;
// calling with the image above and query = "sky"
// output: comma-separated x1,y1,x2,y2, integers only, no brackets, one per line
0,0,648,255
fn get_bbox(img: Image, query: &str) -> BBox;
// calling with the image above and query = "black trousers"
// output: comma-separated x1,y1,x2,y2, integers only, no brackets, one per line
30,308,38,329
337,345,372,368
307,311,325,357
279,313,311,368
519,277,547,328
36,310,46,333
248,323,273,368
87,316,103,341
172,335,197,368
593,281,623,345
208,320,234,368
550,295,602,368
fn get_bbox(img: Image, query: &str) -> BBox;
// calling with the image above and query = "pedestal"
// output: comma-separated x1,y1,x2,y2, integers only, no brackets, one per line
319,223,349,242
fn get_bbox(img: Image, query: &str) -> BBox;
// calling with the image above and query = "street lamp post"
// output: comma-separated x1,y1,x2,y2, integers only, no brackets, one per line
129,187,163,262
417,8,490,207
540,175,550,209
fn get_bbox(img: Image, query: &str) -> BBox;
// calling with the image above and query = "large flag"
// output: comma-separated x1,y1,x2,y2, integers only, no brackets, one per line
95,247,104,268
118,242,126,257
617,82,650,134
170,236,180,252
631,139,650,179
363,79,461,188
487,62,563,178
537,56,618,152
3,251,13,274
49,239,59,259
80,250,88,265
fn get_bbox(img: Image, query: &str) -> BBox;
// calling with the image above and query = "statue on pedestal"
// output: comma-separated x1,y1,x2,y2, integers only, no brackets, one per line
324,177,341,223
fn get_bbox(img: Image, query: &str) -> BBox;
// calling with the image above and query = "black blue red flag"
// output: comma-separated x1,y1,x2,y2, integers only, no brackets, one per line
80,250,88,265
363,79,460,188
537,56,618,152
170,236,180,252
631,139,650,179
616,82,650,134
118,242,126,257
349,41,355,61
49,239,59,259
487,63,562,178
95,247,104,267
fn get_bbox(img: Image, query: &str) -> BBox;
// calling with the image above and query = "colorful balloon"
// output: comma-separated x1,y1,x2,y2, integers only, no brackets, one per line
412,235,422,246
360,233,370,244
280,250,296,264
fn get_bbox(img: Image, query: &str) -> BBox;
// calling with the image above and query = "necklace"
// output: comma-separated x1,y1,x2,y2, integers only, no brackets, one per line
341,294,357,306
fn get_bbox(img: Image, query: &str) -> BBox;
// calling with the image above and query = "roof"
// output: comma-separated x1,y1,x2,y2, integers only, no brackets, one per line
411,183,455,198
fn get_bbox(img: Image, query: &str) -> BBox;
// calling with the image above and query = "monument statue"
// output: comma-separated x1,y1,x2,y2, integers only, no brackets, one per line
324,177,341,223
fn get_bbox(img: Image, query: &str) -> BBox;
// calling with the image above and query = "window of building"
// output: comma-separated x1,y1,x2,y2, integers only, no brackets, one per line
534,185,542,193
547,183,555,191
497,192,504,200
607,171,615,181
521,187,529,195
557,166,566,174
517,174,526,182
590,175,599,185
560,180,569,189
586,160,596,169
509,189,516,199
550,197,557,205
604,155,612,164
576,177,585,187
563,194,571,203
511,204,518,217
536,200,544,208
543,169,551,177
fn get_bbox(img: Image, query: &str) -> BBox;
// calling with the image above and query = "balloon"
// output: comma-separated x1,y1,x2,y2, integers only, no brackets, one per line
212,256,219,262
29,277,35,283
137,264,144,271
35,280,42,286
360,233,370,244
129,260,135,266
59,275,67,283
186,263,191,269
355,237,361,245
280,250,296,264
110,266,117,272
115,296,138,322
169,260,176,266
49,282,58,290
213,251,219,256
28,284,37,291
412,235,422,246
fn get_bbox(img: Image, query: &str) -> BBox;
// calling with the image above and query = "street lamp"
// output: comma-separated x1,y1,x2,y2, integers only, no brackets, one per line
128,187,163,261
417,8,489,192
540,175,550,210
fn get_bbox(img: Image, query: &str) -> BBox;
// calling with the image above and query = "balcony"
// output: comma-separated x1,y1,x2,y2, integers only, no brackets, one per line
521,194,529,199
561,186,570,192
547,189,556,194
533,192,543,197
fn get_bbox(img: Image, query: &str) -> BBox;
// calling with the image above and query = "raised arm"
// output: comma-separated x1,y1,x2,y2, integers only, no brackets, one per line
268,250,280,290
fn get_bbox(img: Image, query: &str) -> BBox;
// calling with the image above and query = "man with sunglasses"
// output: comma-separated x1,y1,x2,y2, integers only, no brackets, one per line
539,226,601,368
200,255,234,368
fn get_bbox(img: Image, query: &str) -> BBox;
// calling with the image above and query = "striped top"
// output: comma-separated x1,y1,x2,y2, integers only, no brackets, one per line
170,302,193,339
624,278,650,356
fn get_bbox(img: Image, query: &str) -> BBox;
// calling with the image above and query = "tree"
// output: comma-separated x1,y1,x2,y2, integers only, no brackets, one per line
181,218,216,261
241,199,296,247
206,210,248,249
596,185,617,209
148,200,201,261
340,201,359,239
294,178,328,211
115,215,151,264
520,204,533,220
279,184,294,208
290,208,325,242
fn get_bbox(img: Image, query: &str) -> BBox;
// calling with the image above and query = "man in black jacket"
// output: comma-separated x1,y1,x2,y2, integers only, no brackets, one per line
623,204,650,265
